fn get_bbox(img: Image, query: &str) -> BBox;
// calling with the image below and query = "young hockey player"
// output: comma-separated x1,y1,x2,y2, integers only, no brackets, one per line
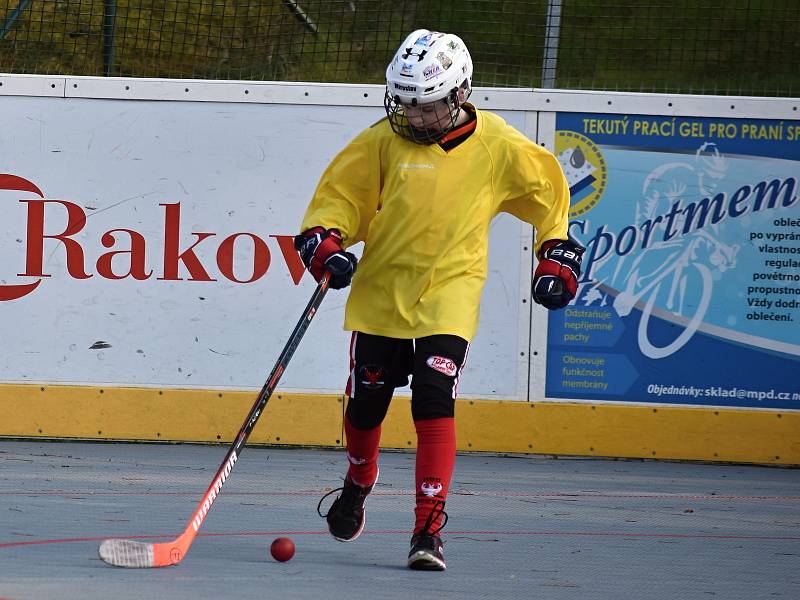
295,29,584,571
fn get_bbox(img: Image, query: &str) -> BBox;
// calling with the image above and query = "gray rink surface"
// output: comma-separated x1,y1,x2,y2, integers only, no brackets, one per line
0,441,798,600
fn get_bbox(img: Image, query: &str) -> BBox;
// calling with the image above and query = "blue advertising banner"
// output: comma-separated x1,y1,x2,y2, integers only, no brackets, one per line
547,113,800,409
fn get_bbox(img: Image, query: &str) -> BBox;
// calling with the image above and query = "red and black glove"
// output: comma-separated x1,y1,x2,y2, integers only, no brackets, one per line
532,239,585,310
294,227,358,290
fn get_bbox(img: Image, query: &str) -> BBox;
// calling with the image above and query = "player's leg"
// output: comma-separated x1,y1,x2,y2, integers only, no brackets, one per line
407,334,469,570
344,332,411,486
319,332,412,542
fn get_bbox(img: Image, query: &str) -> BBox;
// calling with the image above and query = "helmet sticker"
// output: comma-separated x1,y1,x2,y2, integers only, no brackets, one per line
423,64,442,80
402,47,427,62
436,52,453,70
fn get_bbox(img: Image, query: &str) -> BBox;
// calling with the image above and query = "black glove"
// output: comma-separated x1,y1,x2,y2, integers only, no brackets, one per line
532,239,584,309
294,227,358,289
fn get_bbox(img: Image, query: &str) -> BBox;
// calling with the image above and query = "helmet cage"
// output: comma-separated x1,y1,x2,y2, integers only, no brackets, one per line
384,83,468,145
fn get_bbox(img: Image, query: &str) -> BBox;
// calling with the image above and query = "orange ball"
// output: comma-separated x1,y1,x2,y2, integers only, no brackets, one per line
270,537,295,562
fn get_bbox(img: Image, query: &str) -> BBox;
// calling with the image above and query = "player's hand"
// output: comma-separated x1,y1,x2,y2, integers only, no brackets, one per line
294,227,358,289
532,239,584,310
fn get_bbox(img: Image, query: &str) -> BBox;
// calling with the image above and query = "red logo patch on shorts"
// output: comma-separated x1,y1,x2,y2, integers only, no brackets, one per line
359,365,386,389
426,355,457,377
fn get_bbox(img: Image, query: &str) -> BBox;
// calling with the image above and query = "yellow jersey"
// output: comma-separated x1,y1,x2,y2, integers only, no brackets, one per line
300,107,570,341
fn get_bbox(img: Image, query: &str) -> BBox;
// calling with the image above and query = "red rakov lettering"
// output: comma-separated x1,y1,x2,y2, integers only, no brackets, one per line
0,175,307,301
0,175,45,301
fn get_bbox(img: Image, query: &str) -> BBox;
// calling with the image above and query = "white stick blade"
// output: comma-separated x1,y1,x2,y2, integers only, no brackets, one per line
99,539,155,568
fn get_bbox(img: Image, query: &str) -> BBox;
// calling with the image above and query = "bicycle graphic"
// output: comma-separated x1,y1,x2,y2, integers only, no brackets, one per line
581,143,739,359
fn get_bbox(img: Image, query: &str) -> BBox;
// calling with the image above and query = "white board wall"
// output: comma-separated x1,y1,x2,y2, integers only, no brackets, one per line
0,85,532,399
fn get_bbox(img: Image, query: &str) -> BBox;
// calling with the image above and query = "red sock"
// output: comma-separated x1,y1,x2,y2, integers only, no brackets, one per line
414,417,456,534
344,414,380,487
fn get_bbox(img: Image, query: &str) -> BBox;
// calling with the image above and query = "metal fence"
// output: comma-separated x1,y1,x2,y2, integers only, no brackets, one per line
1,1,798,96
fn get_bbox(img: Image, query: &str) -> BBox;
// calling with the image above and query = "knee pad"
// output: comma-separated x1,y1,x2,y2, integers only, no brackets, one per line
410,386,455,421
346,363,394,430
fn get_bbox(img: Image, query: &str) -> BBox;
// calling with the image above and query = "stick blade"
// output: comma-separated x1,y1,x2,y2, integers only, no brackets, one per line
99,539,156,568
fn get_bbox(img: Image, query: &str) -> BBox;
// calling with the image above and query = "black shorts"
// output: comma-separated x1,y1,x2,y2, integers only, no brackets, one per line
345,332,469,429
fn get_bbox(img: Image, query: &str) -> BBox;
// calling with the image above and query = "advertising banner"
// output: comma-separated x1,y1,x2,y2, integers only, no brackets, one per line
547,113,800,409
0,96,531,399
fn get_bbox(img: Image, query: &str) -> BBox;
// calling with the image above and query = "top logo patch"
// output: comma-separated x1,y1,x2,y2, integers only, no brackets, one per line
426,355,457,377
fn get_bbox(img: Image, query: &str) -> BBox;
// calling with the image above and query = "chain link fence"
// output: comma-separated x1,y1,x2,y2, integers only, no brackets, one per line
1,1,798,96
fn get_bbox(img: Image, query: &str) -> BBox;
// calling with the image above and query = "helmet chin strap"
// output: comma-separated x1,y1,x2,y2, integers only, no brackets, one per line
448,82,472,126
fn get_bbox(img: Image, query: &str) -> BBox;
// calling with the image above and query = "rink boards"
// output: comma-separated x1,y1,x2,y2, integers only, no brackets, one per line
0,75,797,464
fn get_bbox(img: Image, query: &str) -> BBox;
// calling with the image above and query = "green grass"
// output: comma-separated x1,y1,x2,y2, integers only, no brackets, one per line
0,0,798,96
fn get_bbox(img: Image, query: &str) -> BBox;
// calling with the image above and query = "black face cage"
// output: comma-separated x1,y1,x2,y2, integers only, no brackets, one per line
384,87,463,145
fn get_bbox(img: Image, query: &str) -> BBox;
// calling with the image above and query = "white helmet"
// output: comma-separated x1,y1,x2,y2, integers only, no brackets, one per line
384,29,473,144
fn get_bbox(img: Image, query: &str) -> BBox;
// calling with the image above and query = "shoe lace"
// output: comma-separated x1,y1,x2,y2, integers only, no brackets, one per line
316,485,344,518
316,478,369,519
419,500,448,537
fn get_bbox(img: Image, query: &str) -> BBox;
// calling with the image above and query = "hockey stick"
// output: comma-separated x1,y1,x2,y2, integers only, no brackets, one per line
99,272,331,568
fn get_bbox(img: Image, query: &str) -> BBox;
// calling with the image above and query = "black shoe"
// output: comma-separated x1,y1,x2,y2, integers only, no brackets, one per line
407,501,448,571
317,471,377,542
408,531,446,571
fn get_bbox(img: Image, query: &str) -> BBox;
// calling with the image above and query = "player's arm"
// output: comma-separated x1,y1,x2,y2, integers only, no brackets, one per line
494,132,584,309
296,133,382,288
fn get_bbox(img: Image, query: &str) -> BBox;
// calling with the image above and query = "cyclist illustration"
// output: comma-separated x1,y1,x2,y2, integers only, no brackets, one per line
581,142,740,359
